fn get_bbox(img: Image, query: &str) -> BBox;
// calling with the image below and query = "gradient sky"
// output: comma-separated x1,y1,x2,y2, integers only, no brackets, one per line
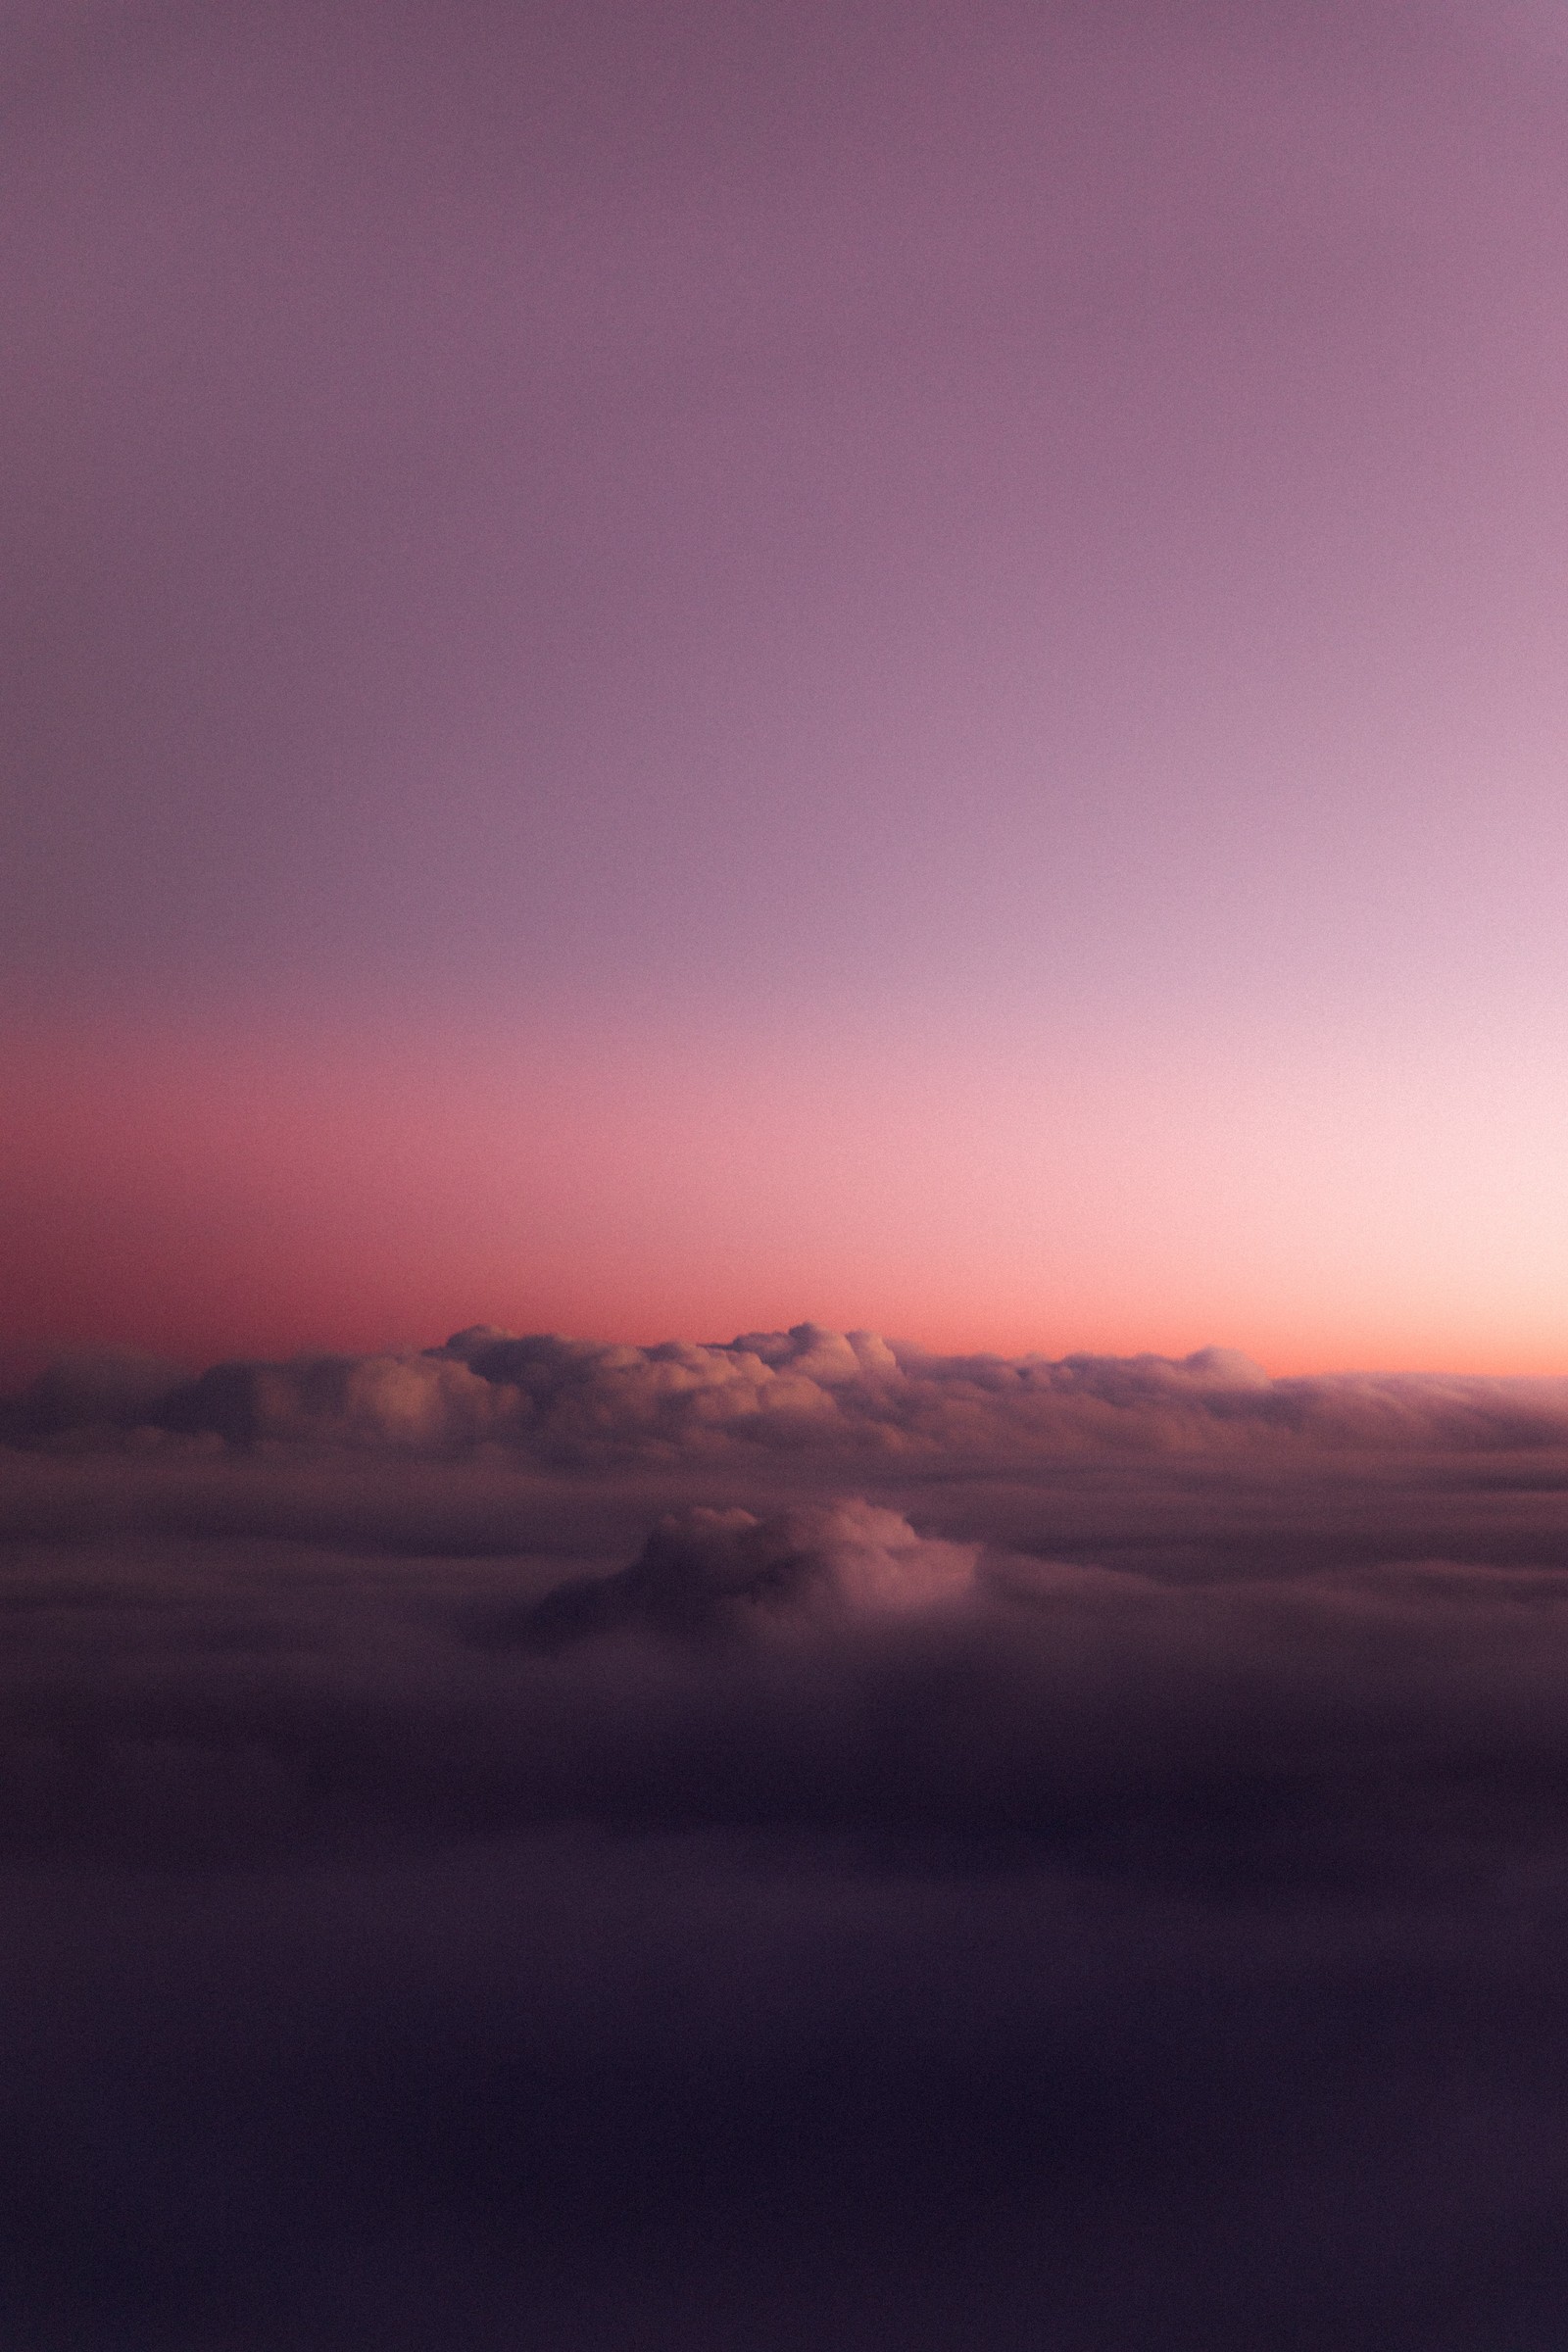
4,0,1567,1373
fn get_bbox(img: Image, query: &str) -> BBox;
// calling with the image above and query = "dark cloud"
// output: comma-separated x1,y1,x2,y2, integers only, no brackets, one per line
3,1345,187,1441
6,1348,1568,2344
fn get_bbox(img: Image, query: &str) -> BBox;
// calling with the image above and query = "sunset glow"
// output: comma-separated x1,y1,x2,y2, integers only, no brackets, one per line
5,0,1567,1379
5,993,1565,1377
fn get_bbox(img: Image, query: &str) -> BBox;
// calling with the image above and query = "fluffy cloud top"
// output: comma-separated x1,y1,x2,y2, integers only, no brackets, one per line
11,1322,1568,1459
517,1499,978,1646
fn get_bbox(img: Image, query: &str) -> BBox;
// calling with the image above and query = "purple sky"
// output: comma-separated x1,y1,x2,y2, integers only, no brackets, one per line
4,0,1567,1362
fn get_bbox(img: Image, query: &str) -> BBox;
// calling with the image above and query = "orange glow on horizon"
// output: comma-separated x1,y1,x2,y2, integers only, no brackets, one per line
3,1008,1564,1384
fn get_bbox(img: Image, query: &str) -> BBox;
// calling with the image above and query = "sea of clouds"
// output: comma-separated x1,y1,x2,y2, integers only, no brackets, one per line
5,1327,1568,2347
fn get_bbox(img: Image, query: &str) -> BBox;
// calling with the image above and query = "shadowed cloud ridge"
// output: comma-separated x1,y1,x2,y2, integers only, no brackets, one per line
11,1322,1568,1459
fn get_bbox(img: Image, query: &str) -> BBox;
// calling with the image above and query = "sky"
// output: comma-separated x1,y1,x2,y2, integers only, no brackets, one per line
11,18,1568,2341
4,0,1568,1372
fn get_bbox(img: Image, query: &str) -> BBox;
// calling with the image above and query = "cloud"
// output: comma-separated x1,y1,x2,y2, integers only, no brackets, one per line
514,1499,978,1647
2,1345,187,1440
11,1321,1568,1461
7,1352,1568,2346
4,1451,1568,1881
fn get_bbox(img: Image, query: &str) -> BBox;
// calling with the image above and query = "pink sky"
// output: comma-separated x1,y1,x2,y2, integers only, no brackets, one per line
4,997,1563,1378
4,0,1567,1375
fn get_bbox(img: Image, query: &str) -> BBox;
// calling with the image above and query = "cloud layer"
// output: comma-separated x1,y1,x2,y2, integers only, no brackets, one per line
13,1321,1568,1461
4,1393,1568,2346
